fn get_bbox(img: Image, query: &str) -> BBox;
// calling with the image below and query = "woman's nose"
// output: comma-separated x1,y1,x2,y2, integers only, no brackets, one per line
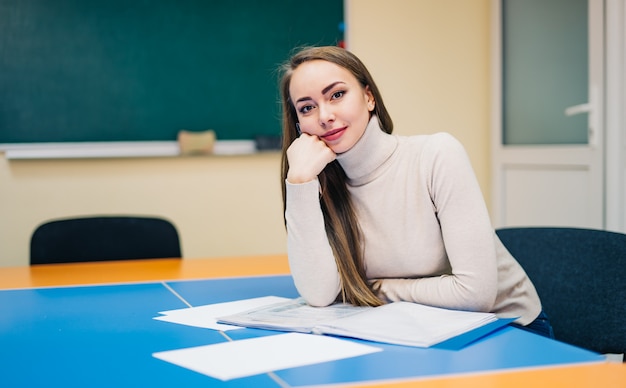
317,103,335,128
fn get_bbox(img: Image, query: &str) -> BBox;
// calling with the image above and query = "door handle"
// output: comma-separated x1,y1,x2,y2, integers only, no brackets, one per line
564,85,599,148
564,103,592,116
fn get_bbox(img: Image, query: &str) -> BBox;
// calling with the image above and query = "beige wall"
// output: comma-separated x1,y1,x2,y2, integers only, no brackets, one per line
346,0,491,198
0,153,286,267
0,0,491,267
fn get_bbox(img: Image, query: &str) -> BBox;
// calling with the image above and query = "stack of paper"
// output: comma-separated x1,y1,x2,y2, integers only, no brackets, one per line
315,301,499,347
216,297,370,333
152,296,512,381
218,299,506,348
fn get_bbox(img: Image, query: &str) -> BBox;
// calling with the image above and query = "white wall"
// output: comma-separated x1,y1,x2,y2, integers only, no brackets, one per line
606,0,626,233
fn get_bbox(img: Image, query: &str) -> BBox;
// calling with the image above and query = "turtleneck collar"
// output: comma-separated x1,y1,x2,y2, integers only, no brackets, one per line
336,115,398,183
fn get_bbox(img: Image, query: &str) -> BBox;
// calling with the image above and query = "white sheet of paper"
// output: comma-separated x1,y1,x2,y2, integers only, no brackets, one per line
153,332,382,381
153,296,290,331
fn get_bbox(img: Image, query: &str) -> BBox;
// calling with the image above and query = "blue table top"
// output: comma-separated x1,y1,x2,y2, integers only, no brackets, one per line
1,275,603,387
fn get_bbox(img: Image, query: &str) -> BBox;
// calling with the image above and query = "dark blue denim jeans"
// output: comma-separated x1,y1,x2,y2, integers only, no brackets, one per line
511,310,555,339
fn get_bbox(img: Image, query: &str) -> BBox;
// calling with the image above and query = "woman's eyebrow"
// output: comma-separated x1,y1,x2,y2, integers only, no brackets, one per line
321,81,344,95
295,96,313,104
294,81,345,104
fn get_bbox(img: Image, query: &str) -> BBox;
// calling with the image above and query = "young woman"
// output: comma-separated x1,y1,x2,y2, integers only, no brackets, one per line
278,46,553,338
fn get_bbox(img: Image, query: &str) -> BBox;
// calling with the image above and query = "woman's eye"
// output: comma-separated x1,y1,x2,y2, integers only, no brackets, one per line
298,105,313,114
331,90,345,99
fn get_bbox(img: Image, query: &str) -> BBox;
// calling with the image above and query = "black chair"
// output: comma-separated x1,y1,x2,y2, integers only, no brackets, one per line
496,227,626,357
30,216,182,265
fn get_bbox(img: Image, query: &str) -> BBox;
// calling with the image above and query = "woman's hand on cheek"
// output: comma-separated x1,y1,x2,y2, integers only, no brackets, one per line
286,133,336,184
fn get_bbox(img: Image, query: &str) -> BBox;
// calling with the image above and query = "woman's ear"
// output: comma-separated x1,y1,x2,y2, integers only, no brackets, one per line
365,86,375,111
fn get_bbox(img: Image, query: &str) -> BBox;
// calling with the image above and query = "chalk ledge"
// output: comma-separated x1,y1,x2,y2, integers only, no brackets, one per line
0,140,257,159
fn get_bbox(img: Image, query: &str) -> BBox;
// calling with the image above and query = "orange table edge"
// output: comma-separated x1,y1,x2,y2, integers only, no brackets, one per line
336,362,626,388
0,255,291,290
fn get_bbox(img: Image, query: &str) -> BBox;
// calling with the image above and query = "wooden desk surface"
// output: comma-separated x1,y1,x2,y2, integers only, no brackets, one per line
0,255,290,289
2,255,624,387
353,362,625,388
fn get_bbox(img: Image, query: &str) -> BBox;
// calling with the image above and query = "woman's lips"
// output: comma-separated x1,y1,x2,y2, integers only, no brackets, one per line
321,127,346,141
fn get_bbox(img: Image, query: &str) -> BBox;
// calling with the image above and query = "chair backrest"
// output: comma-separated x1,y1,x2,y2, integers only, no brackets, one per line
30,216,182,265
496,227,626,356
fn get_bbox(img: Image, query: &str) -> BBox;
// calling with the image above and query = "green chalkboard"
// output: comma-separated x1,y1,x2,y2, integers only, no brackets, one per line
0,0,343,143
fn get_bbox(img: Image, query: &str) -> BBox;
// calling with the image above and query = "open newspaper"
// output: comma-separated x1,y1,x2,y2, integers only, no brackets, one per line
217,298,512,348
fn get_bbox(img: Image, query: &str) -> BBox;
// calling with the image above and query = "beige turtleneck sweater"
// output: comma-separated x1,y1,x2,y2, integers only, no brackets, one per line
285,117,541,325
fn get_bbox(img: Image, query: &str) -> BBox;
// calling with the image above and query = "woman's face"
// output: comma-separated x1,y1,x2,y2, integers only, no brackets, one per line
289,60,375,154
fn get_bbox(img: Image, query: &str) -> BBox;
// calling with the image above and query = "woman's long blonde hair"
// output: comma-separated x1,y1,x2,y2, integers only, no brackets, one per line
278,46,393,306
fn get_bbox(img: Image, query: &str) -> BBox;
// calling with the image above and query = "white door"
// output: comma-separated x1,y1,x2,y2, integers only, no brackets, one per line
491,0,605,229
